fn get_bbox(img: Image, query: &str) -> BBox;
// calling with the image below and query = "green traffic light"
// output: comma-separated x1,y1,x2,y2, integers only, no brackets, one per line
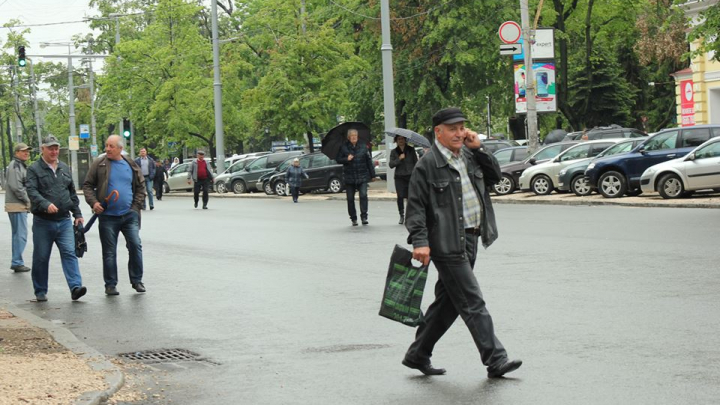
18,59,26,67
123,130,131,138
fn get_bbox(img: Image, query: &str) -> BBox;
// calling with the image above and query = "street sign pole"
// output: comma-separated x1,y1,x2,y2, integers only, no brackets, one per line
520,0,539,154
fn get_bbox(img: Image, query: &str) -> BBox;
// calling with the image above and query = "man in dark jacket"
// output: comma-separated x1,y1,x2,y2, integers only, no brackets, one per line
186,151,214,209
152,160,167,201
336,129,376,226
134,148,156,210
83,135,147,295
26,135,87,302
401,107,522,378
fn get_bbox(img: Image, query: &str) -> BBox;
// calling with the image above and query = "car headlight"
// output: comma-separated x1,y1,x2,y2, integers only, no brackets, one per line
587,163,596,170
558,169,567,176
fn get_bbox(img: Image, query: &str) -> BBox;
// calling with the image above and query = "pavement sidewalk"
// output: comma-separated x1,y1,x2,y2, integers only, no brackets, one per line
0,301,123,405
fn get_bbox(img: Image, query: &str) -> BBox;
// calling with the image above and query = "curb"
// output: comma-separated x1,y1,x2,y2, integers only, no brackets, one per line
0,301,124,405
162,191,720,209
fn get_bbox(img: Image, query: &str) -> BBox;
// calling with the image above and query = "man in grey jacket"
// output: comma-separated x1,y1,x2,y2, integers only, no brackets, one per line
186,151,214,209
401,107,522,379
4,143,32,272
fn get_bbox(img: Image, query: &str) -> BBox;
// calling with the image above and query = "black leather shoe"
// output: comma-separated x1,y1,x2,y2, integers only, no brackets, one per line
202,206,208,209
487,359,522,378
402,359,446,375
11,265,31,272
194,202,198,208
132,282,146,293
71,286,87,301
105,286,119,295
362,219,369,225
398,215,404,225
351,220,358,226
35,293,47,302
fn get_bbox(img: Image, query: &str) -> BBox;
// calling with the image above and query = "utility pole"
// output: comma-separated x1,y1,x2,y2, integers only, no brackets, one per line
380,0,396,193
211,0,226,173
29,59,42,149
12,66,22,143
520,0,539,153
110,13,124,138
67,49,80,188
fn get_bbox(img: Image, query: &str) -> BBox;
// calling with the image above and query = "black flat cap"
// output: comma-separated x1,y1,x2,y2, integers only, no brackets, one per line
432,107,467,127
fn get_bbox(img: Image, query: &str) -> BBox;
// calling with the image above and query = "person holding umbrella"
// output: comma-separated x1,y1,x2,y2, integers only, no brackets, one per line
388,135,418,225
336,129,376,226
83,135,147,295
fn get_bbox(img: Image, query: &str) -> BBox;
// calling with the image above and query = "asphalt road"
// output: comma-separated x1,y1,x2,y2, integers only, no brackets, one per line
1,196,719,404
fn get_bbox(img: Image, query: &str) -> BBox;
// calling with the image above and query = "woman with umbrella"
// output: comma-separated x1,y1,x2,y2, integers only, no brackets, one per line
389,135,418,224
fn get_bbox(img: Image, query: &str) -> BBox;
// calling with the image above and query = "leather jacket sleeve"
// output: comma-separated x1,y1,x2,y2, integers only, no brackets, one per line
405,163,430,249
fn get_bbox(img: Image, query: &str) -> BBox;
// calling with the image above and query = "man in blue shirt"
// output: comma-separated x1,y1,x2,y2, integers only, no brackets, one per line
83,135,147,295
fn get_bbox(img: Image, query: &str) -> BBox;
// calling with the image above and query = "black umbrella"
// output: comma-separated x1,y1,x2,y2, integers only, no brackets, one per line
384,127,432,148
321,122,371,159
83,189,119,234
74,223,87,258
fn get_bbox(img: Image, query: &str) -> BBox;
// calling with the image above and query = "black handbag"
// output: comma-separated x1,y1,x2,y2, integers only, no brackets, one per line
379,245,429,327
74,223,87,258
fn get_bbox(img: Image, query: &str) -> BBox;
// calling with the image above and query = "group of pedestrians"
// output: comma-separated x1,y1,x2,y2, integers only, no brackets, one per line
4,134,147,301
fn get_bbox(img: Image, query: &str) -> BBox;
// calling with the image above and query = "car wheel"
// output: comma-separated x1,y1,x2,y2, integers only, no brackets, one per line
163,182,170,194
494,174,515,196
531,174,553,195
598,171,627,198
327,177,342,194
216,181,227,194
571,175,592,196
264,181,274,195
232,180,246,194
275,181,286,196
657,173,684,199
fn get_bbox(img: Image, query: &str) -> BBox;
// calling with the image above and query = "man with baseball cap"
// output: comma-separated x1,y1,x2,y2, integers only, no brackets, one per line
401,107,522,378
187,150,214,209
26,135,87,302
5,143,33,272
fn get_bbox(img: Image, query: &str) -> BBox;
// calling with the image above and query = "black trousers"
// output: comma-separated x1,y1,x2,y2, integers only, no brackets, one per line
345,182,368,220
405,233,508,369
153,178,163,200
290,185,300,201
193,178,210,207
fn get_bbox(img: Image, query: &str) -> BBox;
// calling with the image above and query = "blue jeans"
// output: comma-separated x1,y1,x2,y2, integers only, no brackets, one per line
144,176,154,208
8,212,28,267
345,182,369,221
31,217,83,295
98,210,143,287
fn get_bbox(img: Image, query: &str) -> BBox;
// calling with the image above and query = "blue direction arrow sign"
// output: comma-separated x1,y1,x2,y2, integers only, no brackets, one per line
500,43,522,56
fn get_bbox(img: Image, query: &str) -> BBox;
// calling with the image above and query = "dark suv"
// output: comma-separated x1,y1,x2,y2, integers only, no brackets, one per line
228,151,303,193
583,125,646,140
584,125,720,198
267,152,344,196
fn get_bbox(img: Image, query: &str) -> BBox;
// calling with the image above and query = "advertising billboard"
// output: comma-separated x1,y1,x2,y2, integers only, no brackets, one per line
514,62,557,114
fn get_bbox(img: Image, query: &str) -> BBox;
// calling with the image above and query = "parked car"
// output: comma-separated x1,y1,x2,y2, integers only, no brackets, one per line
224,151,271,167
267,152,344,196
214,157,254,193
164,158,214,193
481,140,518,154
373,150,388,180
557,138,647,196
519,139,625,195
493,141,580,196
585,125,720,198
640,136,720,198
493,146,528,165
582,125,646,141
256,155,304,195
227,151,303,194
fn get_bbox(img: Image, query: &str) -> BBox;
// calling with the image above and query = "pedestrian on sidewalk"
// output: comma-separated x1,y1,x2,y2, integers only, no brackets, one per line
134,148,156,210
26,135,87,302
83,135,147,296
285,158,309,203
4,143,32,273
388,135,418,225
187,151,214,209
336,129,377,226
401,107,522,378
153,160,167,201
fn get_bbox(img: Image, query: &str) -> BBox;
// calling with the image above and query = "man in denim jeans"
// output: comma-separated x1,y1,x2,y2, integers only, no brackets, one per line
83,135,147,295
26,135,87,302
5,143,32,273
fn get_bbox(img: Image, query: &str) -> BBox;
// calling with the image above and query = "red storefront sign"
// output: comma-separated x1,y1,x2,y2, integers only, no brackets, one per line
680,80,695,127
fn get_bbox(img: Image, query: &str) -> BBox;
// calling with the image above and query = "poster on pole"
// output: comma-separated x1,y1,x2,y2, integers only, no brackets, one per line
514,62,557,114
79,124,90,139
680,79,695,127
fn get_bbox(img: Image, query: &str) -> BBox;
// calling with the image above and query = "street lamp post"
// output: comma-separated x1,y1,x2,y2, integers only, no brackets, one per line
109,13,124,137
211,0,226,173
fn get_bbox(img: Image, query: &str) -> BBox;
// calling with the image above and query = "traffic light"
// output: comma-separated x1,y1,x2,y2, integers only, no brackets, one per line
18,46,26,67
122,118,131,138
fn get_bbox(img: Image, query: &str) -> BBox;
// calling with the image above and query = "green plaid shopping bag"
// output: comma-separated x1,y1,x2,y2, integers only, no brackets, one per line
379,245,429,327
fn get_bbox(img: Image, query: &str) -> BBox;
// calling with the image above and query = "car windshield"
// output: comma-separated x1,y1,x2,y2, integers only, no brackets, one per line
246,157,268,171
599,142,633,157
530,144,563,161
558,144,591,161
494,149,513,164
695,140,720,159
643,130,678,151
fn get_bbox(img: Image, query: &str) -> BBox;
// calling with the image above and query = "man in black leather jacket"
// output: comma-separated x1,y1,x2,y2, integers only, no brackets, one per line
336,129,376,226
401,107,522,379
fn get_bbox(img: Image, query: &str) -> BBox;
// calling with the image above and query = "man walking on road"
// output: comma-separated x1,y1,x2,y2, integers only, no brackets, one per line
336,129,376,226
26,135,87,302
83,135,147,295
153,160,167,201
187,150,213,209
4,143,33,273
402,107,522,378
135,148,156,210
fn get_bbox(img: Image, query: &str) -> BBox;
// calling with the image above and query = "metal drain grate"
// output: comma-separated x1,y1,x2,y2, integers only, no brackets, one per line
118,348,206,364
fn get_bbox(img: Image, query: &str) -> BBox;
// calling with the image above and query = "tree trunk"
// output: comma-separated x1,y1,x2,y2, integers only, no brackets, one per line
553,0,581,130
